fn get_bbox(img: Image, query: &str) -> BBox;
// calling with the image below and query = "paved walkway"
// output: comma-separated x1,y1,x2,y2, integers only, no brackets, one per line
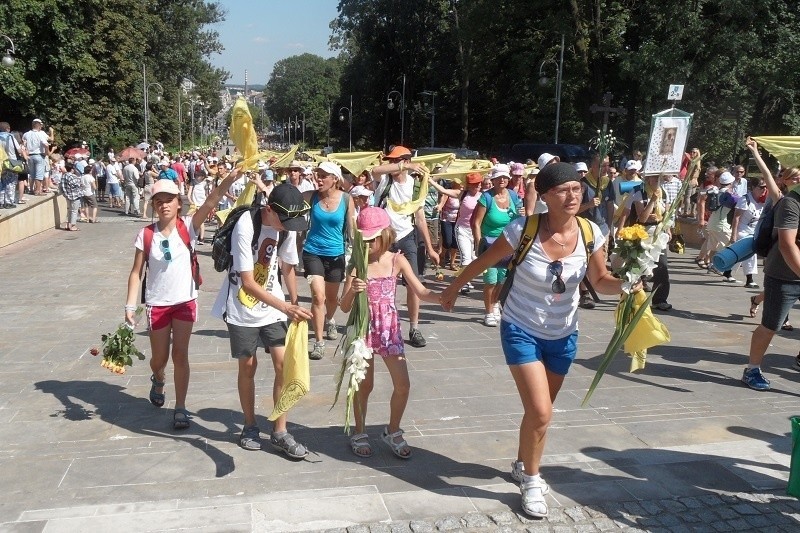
1,202,799,532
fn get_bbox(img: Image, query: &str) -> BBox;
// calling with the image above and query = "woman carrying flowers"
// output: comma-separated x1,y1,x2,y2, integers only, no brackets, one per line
441,163,637,518
339,207,440,459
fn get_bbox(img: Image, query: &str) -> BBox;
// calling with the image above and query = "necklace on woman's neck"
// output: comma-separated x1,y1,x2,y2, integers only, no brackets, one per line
545,217,572,249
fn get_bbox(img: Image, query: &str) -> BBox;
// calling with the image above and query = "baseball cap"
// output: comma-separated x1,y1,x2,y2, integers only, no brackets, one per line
466,172,483,184
350,185,373,198
537,153,559,168
625,159,641,171
267,184,310,232
383,145,412,160
719,171,735,185
575,162,589,172
510,162,526,176
32,118,43,124
318,161,343,180
159,159,169,167
357,206,391,240
489,164,511,180
151,179,181,198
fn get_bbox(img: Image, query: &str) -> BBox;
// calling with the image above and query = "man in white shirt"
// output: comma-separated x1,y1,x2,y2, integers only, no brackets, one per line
22,118,53,196
122,156,141,216
371,146,440,348
106,157,123,208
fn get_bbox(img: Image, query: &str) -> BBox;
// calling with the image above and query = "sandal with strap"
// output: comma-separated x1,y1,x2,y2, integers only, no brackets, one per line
270,431,308,460
149,374,165,407
749,296,760,318
173,407,191,430
350,433,373,458
381,427,412,459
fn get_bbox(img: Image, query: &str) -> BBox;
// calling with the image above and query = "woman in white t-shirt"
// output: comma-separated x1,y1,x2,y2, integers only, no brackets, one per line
441,163,638,519
125,168,240,430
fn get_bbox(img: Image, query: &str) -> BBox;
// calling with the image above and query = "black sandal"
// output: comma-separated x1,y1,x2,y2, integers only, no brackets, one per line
782,319,794,331
173,408,191,430
149,374,165,407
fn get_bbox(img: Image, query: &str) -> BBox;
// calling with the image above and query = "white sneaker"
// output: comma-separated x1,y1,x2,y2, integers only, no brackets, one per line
492,303,502,320
723,276,738,283
521,477,549,518
510,461,550,494
484,313,498,327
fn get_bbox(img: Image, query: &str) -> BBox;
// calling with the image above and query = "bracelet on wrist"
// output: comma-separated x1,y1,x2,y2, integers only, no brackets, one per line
124,304,137,312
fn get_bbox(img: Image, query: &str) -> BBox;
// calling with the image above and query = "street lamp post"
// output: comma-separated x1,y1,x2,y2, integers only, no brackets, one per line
420,90,436,147
386,87,405,151
143,65,164,145
339,94,353,152
538,33,565,144
1,34,16,67
187,98,203,148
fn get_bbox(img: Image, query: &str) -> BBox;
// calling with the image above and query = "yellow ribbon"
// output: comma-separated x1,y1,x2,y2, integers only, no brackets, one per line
616,290,671,372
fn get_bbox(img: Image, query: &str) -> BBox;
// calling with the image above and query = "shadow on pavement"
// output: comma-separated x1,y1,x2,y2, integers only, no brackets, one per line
34,379,236,478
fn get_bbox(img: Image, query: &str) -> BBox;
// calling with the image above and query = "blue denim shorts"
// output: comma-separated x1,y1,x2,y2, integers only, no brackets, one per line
762,275,800,331
500,320,578,375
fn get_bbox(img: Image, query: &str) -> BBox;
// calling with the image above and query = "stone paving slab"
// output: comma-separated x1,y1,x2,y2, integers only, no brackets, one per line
1,206,800,531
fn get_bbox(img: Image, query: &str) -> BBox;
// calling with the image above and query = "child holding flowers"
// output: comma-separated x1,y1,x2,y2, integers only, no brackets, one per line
339,207,441,459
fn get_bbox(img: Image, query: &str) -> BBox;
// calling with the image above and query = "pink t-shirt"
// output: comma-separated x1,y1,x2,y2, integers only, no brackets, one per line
456,191,480,228
171,162,187,182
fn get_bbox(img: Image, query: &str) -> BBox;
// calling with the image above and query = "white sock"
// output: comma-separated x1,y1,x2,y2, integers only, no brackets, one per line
747,364,759,370
522,473,542,484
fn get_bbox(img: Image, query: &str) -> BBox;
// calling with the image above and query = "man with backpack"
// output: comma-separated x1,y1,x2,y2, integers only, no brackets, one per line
705,171,739,278
210,183,313,457
371,146,440,348
742,172,800,391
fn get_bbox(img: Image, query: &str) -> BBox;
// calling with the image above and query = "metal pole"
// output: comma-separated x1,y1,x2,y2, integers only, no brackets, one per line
178,90,182,152
143,64,148,144
191,103,195,147
401,74,406,145
302,112,306,145
430,93,435,147
349,94,353,152
555,33,564,144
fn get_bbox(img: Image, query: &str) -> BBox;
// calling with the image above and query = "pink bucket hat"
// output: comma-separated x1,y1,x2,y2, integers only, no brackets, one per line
357,206,390,240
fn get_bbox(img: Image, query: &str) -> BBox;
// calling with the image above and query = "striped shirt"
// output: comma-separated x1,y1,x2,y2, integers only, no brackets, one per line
501,217,605,340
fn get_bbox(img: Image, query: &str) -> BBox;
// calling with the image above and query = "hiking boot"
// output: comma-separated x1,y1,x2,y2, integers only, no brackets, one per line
309,341,325,360
579,292,595,309
324,319,338,340
741,367,770,391
239,425,261,451
408,328,427,348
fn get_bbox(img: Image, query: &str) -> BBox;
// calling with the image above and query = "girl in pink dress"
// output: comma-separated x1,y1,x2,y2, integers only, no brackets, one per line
339,207,440,459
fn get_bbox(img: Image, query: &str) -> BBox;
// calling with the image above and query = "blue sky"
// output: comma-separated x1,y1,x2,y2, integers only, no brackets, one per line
211,1,340,86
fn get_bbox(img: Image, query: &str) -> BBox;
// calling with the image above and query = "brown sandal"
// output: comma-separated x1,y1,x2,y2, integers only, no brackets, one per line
749,296,760,318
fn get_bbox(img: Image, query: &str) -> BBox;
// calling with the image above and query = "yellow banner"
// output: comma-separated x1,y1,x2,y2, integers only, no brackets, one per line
268,320,310,420
753,137,800,168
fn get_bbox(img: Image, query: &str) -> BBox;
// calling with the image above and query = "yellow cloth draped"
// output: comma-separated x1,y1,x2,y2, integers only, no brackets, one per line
387,168,431,216
268,145,299,169
616,290,671,372
230,98,259,170
753,137,800,168
326,151,382,177
268,320,310,421
425,158,492,184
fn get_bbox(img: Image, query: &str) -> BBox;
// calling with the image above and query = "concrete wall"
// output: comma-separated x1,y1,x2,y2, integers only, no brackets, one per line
0,195,67,248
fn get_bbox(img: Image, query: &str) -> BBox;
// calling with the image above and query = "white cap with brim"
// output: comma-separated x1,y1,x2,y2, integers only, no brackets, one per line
538,153,559,168
151,179,180,197
625,160,641,171
318,161,343,180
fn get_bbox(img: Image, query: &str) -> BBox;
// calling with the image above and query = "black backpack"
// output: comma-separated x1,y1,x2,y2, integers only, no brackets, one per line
211,196,264,272
753,190,800,258
706,190,721,212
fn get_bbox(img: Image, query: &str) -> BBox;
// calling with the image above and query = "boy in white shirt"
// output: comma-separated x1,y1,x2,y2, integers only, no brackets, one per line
211,184,313,458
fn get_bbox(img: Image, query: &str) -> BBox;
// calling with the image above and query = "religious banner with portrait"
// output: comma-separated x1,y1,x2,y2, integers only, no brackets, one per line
642,108,693,176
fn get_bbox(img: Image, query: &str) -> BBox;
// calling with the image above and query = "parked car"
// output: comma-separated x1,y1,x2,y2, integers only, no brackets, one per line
414,146,480,160
496,143,592,165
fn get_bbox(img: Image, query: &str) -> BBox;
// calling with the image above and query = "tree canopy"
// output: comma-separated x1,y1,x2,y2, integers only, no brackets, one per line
0,0,228,149
323,0,800,163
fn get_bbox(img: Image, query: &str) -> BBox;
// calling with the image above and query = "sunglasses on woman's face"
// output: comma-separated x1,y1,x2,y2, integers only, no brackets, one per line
549,260,566,294
160,239,172,262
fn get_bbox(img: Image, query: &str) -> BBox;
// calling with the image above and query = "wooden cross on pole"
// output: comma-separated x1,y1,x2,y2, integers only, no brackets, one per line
589,92,627,133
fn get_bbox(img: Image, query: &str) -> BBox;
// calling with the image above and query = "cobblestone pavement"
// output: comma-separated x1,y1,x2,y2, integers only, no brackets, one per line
1,202,799,532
